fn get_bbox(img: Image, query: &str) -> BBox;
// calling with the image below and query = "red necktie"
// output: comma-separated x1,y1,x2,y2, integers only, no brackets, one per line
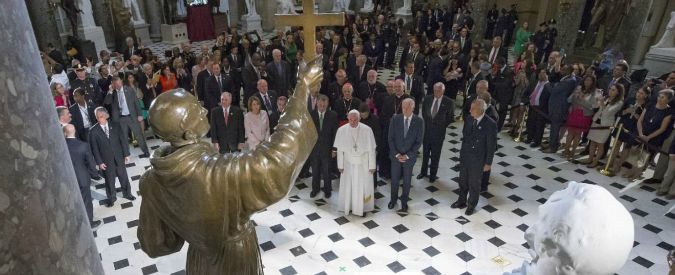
224,109,229,125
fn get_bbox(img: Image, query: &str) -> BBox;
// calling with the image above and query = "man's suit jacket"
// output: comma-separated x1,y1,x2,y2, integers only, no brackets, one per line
265,61,293,96
379,94,411,127
348,64,371,86
227,53,245,71
137,72,162,108
89,122,130,167
488,69,515,106
486,47,508,64
422,95,455,142
69,103,96,142
548,75,577,121
356,81,387,105
425,55,446,91
388,114,424,165
395,74,425,102
332,97,363,121
210,106,245,153
103,86,142,123
123,46,140,61
310,110,338,158
460,115,497,166
458,37,472,54
242,63,262,98
66,138,98,187
204,74,234,109
255,90,279,115
598,76,631,98
464,72,485,97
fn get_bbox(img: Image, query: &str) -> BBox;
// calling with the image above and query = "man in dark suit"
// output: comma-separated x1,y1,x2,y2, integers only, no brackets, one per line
310,95,338,198
210,92,245,154
204,63,234,120
460,61,484,118
544,65,576,153
195,59,213,101
122,37,140,61
242,54,264,105
265,49,293,97
418,83,455,182
364,33,384,69
452,99,497,216
348,55,370,86
488,58,514,131
69,88,96,142
64,124,101,228
89,107,135,207
221,57,242,107
137,64,162,110
526,68,551,147
395,62,425,114
103,76,150,158
424,49,447,96
598,64,631,98
356,70,387,110
269,96,287,134
332,83,362,123
254,79,278,115
378,80,411,179
388,98,424,212
457,27,472,54
486,36,508,65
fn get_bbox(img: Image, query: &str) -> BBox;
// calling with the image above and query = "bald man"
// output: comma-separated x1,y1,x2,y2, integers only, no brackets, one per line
64,124,101,227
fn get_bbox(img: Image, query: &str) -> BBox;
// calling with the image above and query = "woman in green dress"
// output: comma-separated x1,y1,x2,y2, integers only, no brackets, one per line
513,22,532,58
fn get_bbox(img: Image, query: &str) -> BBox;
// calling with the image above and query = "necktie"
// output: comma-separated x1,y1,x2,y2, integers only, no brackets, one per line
490,48,496,63
473,119,478,130
360,66,363,79
217,76,222,91
431,98,439,118
224,108,229,125
118,89,129,115
104,125,109,138
311,96,317,110
319,113,324,130
404,117,410,138
406,75,411,92
277,62,282,74
530,83,542,106
264,95,272,111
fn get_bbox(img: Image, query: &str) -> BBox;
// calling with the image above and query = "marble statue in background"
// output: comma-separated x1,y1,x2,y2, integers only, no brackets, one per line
137,56,321,274
332,0,352,13
176,0,187,17
277,0,297,15
396,0,411,15
245,0,258,16
652,12,675,48
123,0,145,24
360,0,374,13
506,181,634,275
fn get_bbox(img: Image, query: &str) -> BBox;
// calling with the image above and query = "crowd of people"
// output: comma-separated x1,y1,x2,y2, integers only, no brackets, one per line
46,2,675,224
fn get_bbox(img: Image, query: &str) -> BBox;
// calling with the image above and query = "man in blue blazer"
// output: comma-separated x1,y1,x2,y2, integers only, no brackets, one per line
543,65,577,153
388,98,424,212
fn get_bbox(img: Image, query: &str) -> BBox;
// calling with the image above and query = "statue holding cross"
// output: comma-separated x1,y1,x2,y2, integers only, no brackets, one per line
276,0,346,61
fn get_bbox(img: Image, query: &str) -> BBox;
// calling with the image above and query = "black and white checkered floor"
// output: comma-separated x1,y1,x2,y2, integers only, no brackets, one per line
92,41,674,275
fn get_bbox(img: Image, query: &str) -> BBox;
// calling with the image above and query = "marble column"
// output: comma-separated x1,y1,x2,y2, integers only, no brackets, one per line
0,1,104,275
259,0,276,32
26,0,63,50
90,0,117,50
555,0,585,56
228,0,240,27
469,0,488,43
319,0,333,13
613,0,652,65
77,0,108,54
144,0,162,41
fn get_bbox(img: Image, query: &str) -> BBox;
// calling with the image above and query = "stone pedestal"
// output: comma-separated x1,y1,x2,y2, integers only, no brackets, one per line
78,26,108,55
644,47,675,77
395,0,413,24
144,0,163,42
90,0,117,49
26,0,63,50
134,23,152,45
161,23,189,45
0,1,104,274
241,14,263,35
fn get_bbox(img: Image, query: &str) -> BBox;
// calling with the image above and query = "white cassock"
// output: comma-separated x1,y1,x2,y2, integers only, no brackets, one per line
334,123,376,216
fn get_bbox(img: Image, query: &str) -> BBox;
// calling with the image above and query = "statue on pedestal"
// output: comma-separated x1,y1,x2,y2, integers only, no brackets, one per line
360,0,374,13
585,0,631,49
652,12,675,49
61,0,82,38
137,57,321,274
123,0,146,24
245,0,258,16
506,181,634,275
396,0,411,15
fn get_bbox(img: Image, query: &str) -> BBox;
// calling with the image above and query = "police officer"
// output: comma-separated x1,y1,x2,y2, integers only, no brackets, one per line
70,63,104,107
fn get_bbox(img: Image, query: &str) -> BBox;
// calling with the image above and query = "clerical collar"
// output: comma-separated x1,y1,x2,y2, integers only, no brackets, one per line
66,136,76,139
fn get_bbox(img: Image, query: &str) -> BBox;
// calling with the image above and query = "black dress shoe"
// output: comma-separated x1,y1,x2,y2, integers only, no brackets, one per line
451,201,467,209
105,200,114,207
90,220,102,228
429,176,438,182
310,190,319,198
416,174,427,180
400,204,408,212
529,142,540,148
388,201,396,209
324,191,332,199
139,153,150,158
465,207,475,216
643,178,662,184
123,195,136,201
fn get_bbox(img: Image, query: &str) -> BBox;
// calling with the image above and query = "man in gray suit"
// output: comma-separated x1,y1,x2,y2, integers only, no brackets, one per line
104,76,150,158
388,98,424,212
452,98,497,216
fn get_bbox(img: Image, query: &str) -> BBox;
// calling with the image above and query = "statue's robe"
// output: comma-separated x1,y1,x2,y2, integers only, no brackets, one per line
137,89,316,274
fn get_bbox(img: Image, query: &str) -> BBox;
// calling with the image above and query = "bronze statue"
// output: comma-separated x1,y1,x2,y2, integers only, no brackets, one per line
137,56,321,274
585,0,631,48
61,0,82,38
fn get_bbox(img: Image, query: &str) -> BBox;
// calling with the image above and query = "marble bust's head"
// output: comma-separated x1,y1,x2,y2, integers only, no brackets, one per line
509,181,634,275
148,89,210,146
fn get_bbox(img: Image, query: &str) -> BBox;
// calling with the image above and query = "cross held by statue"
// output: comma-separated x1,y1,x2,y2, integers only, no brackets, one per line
275,0,345,61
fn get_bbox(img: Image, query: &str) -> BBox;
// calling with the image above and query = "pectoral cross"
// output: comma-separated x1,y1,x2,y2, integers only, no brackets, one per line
275,0,345,61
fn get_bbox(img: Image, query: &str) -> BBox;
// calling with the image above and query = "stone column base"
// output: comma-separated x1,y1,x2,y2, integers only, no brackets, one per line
643,47,675,77
241,14,263,35
160,23,189,45
78,26,108,54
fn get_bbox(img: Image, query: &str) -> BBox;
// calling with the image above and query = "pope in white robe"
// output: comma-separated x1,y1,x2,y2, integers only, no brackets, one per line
334,110,377,216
